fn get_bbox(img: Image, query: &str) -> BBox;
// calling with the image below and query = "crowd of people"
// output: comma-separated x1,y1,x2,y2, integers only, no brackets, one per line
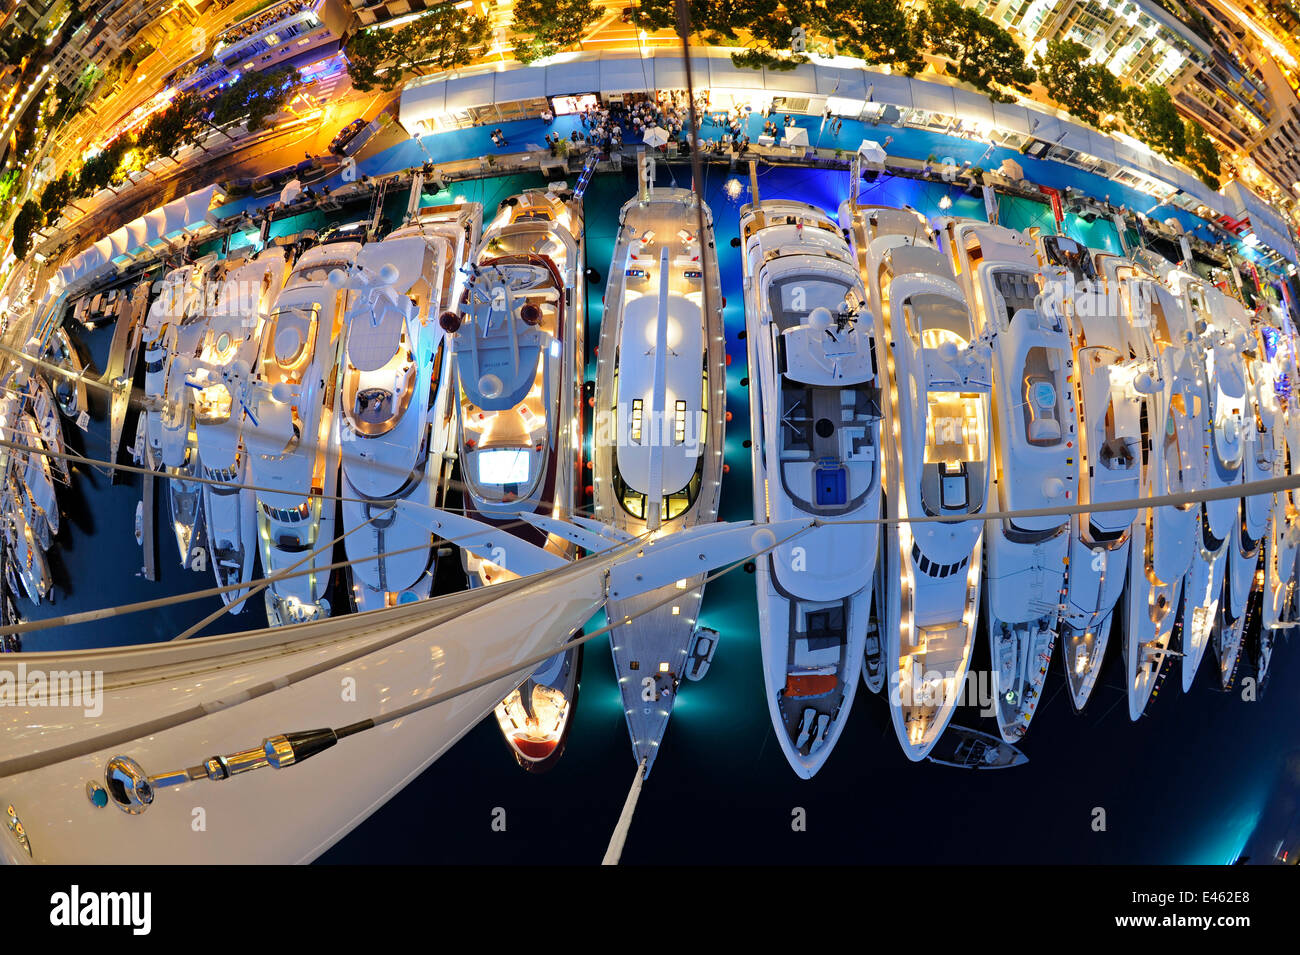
488,90,850,161
218,0,314,47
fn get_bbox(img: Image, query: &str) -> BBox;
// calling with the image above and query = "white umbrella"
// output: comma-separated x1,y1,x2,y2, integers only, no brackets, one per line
642,126,670,148
858,139,887,164
783,126,809,147
999,158,1024,180
279,178,303,205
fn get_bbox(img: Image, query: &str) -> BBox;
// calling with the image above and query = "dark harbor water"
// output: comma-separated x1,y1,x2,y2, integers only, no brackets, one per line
20,163,1300,863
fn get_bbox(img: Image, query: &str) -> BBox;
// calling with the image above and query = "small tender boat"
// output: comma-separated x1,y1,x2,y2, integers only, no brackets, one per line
926,725,1028,769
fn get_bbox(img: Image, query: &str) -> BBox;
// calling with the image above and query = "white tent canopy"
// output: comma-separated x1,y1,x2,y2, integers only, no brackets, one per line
50,184,220,295
395,48,1231,241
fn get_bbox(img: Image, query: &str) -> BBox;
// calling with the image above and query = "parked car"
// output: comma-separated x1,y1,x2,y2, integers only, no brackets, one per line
329,119,367,156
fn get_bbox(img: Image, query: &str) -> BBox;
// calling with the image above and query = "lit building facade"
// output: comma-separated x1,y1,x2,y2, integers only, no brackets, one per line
50,0,203,93
966,1,1273,145
212,0,355,75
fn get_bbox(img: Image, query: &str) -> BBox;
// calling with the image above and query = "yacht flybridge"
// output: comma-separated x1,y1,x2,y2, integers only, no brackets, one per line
947,221,1072,742
1044,244,1141,712
246,239,356,626
741,198,881,777
844,203,990,761
187,248,290,613
1120,255,1203,719
446,188,586,772
338,203,481,612
593,186,726,775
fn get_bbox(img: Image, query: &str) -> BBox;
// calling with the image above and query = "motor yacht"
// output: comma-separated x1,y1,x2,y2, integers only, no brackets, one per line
1117,255,1204,718
1041,245,1142,711
1167,271,1247,690
592,186,726,775
739,198,882,777
845,203,990,761
1260,307,1300,630
245,239,358,626
188,248,291,611
0,491,51,604
13,414,59,542
445,188,586,771
339,203,481,612
947,221,1071,742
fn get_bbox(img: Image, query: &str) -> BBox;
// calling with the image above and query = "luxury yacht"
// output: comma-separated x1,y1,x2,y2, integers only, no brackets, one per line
1,491,51,604
142,263,201,470
246,238,357,626
445,189,586,771
1261,307,1300,630
1118,254,1204,718
42,326,90,424
592,186,726,775
1220,293,1280,689
14,414,59,542
104,280,152,477
947,221,1071,742
23,374,70,486
339,203,481,612
845,203,989,761
739,198,881,778
188,248,291,611
1167,271,1247,690
1040,246,1143,712
8,473,51,552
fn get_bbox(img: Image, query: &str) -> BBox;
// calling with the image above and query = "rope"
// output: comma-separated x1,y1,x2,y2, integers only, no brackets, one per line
602,757,647,865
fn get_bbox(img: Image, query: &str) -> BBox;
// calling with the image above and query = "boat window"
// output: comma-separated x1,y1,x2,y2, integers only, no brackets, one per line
354,388,393,425
477,448,531,486
1021,347,1064,447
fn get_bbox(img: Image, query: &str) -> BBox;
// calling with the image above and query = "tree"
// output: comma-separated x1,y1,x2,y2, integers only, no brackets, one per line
138,92,209,159
918,0,1036,100
625,0,809,71
39,172,75,226
804,0,923,75
76,139,129,196
344,6,491,92
210,66,297,132
1035,39,1125,128
13,200,41,260
1185,120,1222,189
512,0,600,64
1123,84,1185,160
